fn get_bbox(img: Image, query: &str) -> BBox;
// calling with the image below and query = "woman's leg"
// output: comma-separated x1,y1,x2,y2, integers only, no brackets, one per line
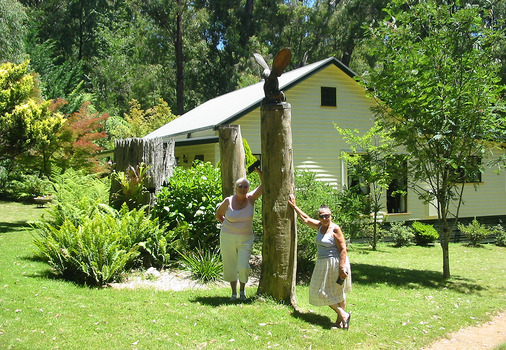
237,236,253,300
329,303,350,328
220,233,239,283
230,281,238,296
237,236,254,284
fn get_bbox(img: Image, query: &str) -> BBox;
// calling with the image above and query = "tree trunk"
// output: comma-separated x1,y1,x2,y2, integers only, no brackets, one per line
111,137,176,208
176,0,184,115
438,196,451,279
257,102,297,307
219,125,246,198
441,216,451,279
372,211,377,251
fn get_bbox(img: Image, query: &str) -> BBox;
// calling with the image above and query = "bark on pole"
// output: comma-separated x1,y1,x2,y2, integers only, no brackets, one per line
111,137,176,207
219,125,246,198
257,102,297,306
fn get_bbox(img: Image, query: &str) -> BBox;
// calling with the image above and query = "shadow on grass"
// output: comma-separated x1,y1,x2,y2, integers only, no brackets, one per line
352,263,484,294
0,221,33,233
291,309,334,330
191,295,255,306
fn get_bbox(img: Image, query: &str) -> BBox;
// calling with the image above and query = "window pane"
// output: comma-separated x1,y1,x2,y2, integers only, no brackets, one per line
321,87,336,106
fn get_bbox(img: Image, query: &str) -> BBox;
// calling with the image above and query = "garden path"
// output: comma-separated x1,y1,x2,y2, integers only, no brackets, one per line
423,311,505,350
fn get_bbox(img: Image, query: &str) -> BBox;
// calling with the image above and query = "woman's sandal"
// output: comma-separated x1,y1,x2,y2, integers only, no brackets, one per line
343,312,352,330
331,321,343,329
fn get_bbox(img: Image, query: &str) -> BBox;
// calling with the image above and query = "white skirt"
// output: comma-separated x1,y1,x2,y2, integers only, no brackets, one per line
309,256,352,306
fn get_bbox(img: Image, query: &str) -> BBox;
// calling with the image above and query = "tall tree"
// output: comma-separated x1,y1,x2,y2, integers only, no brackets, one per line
364,0,505,278
330,0,390,66
143,0,186,114
90,1,170,116
0,0,27,63
22,0,109,62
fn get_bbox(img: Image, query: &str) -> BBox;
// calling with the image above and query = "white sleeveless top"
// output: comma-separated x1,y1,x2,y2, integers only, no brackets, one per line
220,196,255,235
316,224,340,259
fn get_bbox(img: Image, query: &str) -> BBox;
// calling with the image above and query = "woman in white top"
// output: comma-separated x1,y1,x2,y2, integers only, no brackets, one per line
288,195,352,329
216,168,262,301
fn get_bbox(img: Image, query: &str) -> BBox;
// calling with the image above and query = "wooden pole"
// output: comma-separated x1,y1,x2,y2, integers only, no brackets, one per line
257,102,297,306
219,125,246,198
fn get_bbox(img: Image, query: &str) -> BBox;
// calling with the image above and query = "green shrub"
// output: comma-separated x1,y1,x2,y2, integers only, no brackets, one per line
178,247,222,282
359,222,387,247
110,162,150,210
412,221,439,246
457,218,490,247
34,205,172,285
152,161,222,253
492,224,506,247
1,172,52,200
292,170,341,272
335,186,370,241
34,210,139,285
388,221,415,247
43,169,110,228
114,205,173,268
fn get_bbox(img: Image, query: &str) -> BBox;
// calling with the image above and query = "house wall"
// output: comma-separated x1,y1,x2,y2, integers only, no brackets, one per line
174,142,219,168
170,64,506,222
236,64,377,187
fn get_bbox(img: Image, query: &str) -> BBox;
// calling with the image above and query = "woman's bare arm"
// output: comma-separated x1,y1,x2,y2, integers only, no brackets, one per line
288,194,319,229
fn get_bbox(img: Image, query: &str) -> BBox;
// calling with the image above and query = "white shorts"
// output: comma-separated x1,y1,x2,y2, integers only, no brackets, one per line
220,232,254,283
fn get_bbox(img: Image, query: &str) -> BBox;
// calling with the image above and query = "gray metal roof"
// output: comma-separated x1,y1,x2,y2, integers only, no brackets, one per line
144,57,355,140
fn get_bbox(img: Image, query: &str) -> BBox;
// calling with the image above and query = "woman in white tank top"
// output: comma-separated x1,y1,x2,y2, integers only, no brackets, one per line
216,168,262,301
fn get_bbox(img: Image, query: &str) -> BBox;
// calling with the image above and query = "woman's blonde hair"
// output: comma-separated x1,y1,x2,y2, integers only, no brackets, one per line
234,178,250,192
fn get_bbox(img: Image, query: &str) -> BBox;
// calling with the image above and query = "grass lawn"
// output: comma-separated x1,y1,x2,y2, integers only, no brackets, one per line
1,200,505,349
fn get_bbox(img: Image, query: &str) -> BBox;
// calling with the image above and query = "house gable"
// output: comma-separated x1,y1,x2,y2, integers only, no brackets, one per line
236,63,376,187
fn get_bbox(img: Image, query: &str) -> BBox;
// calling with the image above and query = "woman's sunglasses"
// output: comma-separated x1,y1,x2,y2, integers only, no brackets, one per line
319,214,331,219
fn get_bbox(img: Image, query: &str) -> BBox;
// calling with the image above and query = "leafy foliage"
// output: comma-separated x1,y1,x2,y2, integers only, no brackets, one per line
178,247,222,283
34,204,170,285
457,218,491,247
292,169,348,275
34,212,140,285
110,162,151,210
0,0,27,63
492,224,506,247
26,38,89,115
42,169,110,228
364,0,506,277
0,172,52,200
57,101,109,174
0,61,66,162
336,122,405,249
412,222,439,246
105,98,178,142
124,99,178,137
334,186,370,241
388,221,414,247
152,161,222,253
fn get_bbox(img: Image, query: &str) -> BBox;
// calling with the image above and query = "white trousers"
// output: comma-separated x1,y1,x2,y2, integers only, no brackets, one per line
220,232,254,283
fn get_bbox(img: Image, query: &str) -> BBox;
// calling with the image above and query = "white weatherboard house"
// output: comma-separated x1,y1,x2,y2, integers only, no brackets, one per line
145,57,506,224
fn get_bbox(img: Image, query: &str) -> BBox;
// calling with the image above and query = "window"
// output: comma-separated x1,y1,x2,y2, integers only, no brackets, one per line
346,154,408,214
194,154,204,162
347,155,370,195
321,87,337,107
387,157,408,213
